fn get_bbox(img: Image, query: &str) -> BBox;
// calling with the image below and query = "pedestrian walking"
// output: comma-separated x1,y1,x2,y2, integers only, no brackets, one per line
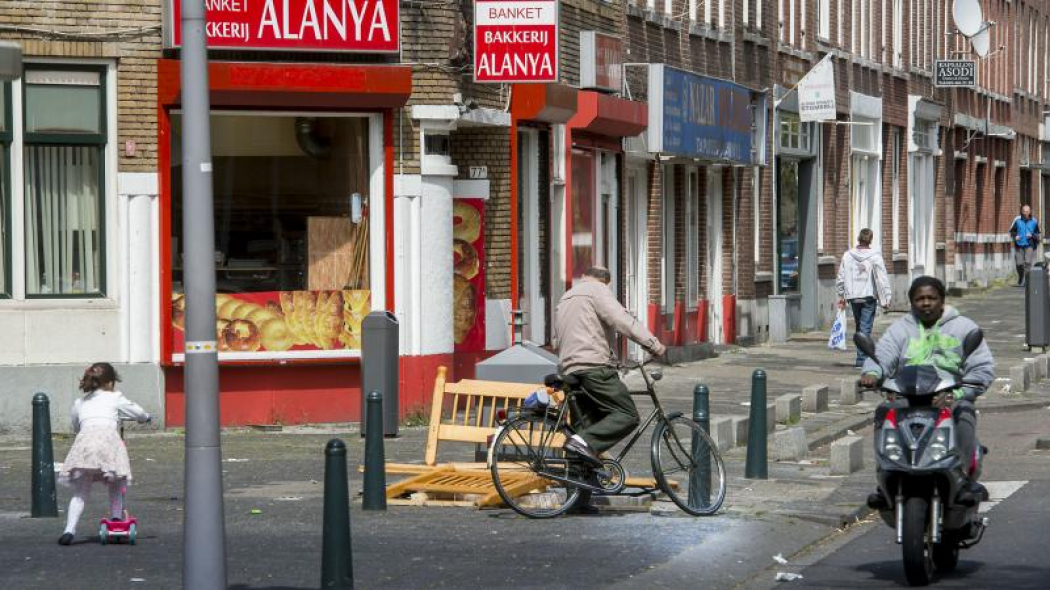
837,228,893,367
1009,204,1040,286
56,363,151,545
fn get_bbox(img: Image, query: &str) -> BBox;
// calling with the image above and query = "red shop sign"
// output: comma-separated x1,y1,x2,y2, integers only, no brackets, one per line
165,0,400,53
474,0,559,83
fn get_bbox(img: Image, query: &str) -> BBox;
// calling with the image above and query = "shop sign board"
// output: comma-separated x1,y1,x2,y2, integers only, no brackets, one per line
934,60,976,87
647,64,755,164
580,31,622,92
474,0,558,83
164,0,400,53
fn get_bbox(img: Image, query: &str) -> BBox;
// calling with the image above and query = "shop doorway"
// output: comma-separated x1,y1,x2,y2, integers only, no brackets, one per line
706,168,724,343
517,129,547,343
624,166,649,361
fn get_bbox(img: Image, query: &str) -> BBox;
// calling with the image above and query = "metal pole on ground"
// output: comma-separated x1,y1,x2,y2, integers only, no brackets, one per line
321,439,354,589
31,393,57,517
362,392,387,511
689,384,711,507
180,0,227,586
745,370,768,479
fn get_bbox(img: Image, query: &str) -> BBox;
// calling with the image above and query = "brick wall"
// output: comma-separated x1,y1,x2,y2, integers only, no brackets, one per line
2,2,163,172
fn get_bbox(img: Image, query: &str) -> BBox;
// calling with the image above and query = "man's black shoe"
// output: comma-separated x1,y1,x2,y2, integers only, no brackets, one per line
957,481,988,507
564,438,603,467
867,491,890,511
58,533,73,546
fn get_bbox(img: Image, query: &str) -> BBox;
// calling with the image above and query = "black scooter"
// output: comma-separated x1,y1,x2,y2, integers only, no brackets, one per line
855,331,989,587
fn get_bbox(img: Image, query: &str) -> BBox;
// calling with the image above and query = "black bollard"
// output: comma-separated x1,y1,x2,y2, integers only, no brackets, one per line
321,439,354,589
31,393,58,517
745,370,768,479
362,391,386,511
689,384,712,508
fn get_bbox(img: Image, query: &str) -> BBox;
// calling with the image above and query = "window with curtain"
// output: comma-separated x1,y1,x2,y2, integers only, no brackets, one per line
23,68,106,297
0,83,11,297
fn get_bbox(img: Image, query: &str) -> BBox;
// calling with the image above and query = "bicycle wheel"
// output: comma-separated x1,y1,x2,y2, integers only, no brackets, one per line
651,415,727,516
490,415,582,519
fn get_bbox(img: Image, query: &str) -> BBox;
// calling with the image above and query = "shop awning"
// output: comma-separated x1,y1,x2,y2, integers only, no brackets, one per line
570,91,647,138
510,83,578,124
158,59,412,109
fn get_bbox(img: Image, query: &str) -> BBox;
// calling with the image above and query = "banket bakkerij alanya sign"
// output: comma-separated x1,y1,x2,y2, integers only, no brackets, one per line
647,64,760,165
164,0,400,53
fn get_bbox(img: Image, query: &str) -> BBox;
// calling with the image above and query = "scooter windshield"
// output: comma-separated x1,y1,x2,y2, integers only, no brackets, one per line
895,364,958,397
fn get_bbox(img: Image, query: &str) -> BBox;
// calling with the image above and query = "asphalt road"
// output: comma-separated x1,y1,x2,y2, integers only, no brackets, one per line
757,409,1050,589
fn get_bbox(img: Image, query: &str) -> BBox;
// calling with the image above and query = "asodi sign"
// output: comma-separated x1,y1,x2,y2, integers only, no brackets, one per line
164,0,400,53
474,0,558,83
580,31,623,92
648,64,755,164
934,60,976,87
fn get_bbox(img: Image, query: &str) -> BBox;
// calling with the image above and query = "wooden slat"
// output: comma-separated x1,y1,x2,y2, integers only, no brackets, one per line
435,423,496,444
443,379,540,397
424,366,448,466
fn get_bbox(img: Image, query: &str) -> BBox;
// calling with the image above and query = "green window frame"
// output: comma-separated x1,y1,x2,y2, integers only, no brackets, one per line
22,65,108,299
0,82,11,298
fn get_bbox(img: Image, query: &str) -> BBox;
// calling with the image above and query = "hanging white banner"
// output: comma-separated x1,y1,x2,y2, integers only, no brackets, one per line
797,55,836,122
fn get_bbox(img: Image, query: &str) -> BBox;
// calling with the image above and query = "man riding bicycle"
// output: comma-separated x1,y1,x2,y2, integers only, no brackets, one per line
552,266,667,466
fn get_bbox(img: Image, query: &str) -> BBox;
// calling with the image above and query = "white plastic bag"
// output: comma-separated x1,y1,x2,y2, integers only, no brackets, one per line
828,309,848,351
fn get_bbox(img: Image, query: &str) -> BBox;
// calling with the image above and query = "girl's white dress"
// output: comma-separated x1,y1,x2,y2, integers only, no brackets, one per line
59,390,150,485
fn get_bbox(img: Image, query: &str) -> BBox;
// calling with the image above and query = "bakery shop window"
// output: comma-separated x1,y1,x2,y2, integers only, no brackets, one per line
170,113,372,354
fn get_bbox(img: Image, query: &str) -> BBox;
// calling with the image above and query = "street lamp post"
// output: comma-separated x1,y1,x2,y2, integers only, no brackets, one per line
179,1,228,588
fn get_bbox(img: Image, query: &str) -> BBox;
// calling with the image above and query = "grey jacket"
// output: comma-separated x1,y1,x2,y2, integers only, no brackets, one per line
862,306,995,400
553,277,665,375
836,247,892,306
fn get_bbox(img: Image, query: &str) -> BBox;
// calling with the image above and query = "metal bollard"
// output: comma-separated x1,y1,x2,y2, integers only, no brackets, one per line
362,392,387,511
745,370,768,479
31,393,58,517
321,439,354,589
689,384,712,507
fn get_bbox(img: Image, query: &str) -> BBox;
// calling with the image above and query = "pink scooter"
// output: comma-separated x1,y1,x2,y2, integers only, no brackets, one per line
99,418,143,545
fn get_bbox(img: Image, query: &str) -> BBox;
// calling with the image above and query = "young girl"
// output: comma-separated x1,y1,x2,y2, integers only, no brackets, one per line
57,363,151,545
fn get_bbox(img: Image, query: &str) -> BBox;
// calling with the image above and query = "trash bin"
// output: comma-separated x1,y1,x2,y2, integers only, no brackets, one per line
361,311,399,437
1025,263,1050,351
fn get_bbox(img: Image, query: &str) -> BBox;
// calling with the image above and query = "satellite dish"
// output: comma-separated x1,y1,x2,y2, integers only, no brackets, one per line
971,25,991,57
953,0,984,37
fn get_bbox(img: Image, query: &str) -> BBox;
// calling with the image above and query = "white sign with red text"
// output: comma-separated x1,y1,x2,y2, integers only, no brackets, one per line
474,0,558,83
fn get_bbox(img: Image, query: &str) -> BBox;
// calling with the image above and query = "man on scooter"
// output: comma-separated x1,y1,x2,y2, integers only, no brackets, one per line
859,276,995,508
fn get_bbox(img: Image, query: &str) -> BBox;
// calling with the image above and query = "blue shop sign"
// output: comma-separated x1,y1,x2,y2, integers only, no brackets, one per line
647,64,756,164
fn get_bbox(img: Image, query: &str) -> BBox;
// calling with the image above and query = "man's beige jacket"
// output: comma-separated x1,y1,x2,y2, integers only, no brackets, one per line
553,276,664,375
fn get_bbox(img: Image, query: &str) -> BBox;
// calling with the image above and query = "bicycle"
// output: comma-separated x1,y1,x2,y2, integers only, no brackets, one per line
488,361,727,518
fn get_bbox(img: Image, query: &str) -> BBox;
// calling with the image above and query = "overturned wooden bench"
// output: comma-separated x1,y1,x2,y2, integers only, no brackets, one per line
382,366,660,507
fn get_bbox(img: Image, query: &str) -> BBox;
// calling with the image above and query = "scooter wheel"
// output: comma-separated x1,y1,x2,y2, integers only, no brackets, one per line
99,524,108,545
128,524,137,546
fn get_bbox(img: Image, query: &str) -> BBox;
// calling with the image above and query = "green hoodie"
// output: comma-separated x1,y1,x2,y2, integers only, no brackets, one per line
861,306,995,399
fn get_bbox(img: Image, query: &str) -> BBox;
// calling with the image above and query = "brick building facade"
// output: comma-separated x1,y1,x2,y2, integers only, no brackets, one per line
1,0,1047,429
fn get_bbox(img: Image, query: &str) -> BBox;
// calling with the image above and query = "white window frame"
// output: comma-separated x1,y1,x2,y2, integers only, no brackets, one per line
779,0,785,42
686,168,700,307
718,0,726,29
4,59,118,305
892,127,901,252
819,0,831,39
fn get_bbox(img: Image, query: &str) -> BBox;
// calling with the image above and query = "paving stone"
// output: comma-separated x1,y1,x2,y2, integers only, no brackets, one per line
802,384,829,412
731,415,749,447
830,435,864,475
840,377,861,405
772,427,809,461
1036,355,1050,381
766,402,777,433
1010,364,1032,392
776,394,801,424
709,417,734,452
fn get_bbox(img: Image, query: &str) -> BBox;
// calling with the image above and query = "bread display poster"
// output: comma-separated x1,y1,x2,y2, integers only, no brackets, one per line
452,198,486,352
171,290,371,353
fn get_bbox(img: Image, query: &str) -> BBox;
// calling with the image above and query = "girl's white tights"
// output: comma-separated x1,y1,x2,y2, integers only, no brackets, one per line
63,478,124,535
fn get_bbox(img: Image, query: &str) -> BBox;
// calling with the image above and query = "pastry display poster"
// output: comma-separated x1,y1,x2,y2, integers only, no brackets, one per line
171,290,371,354
453,198,486,352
